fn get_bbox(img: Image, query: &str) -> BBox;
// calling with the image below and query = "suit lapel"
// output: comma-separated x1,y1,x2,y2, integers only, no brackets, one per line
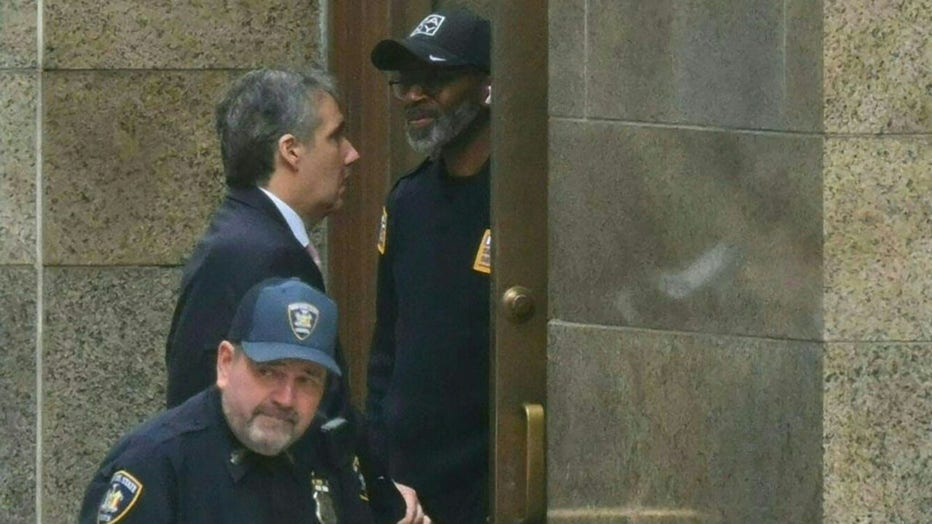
227,186,327,290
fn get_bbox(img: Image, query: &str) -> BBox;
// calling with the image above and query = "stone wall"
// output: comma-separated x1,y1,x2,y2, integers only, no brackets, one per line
547,0,929,522
0,1,324,521
822,1,931,521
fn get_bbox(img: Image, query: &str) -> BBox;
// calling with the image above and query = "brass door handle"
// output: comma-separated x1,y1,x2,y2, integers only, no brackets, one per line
502,286,535,323
518,403,545,523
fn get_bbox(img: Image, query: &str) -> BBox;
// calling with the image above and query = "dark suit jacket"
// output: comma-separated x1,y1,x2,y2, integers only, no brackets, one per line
165,186,339,408
164,186,402,522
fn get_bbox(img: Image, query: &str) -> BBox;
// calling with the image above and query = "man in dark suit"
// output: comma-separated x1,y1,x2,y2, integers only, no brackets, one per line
165,68,400,522
166,68,357,410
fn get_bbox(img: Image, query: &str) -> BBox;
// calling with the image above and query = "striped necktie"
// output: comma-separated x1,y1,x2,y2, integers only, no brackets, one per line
305,241,322,267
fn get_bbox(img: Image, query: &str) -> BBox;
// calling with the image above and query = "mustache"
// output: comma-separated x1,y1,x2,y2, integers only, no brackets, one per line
405,107,439,121
253,405,298,425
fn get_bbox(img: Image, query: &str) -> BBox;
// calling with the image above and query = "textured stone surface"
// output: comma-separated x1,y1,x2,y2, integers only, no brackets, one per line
44,0,321,69
550,119,823,339
824,137,931,341
0,72,36,264
0,0,37,68
41,267,179,522
548,322,822,523
824,342,932,523
549,0,586,117
587,0,822,131
0,268,36,524
43,70,230,265
824,0,931,133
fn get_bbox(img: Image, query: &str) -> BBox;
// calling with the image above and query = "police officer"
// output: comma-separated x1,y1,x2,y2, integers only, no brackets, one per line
366,8,492,523
80,278,344,523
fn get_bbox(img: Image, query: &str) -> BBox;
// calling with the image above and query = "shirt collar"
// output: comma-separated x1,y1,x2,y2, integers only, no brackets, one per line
259,187,310,248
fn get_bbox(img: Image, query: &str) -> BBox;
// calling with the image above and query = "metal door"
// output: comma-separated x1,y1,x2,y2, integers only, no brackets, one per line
490,1,549,522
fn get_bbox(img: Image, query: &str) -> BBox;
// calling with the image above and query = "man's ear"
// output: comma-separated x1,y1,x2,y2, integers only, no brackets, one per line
216,341,236,389
482,83,492,106
277,134,301,171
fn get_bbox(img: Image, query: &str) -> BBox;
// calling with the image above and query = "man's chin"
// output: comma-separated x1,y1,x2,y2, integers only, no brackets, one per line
406,134,442,155
245,428,294,455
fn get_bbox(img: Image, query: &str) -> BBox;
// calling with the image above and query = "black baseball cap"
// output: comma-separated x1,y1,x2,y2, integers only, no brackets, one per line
371,9,490,72
227,277,341,376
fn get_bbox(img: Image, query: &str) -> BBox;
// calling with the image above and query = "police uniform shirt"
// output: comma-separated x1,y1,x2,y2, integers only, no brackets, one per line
367,158,491,499
79,387,320,524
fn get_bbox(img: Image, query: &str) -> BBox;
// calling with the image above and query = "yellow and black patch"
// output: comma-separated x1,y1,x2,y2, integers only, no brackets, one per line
377,207,388,255
472,229,492,274
97,470,143,523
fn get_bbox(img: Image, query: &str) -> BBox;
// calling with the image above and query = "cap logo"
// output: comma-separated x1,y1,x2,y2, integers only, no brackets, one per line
288,302,319,341
411,14,445,37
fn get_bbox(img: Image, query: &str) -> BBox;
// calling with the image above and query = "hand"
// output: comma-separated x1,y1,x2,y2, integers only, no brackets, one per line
393,482,431,524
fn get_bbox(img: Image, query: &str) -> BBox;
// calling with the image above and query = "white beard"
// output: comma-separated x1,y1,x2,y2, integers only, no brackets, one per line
406,98,482,156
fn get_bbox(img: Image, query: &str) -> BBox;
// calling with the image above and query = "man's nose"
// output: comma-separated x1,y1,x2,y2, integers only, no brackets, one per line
402,83,428,103
270,378,297,407
344,141,360,165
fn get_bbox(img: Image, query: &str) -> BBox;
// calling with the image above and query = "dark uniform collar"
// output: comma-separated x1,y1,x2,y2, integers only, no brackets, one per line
434,156,491,184
206,386,299,483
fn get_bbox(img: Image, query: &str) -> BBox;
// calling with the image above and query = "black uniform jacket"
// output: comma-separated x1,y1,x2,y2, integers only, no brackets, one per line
79,387,320,524
164,186,401,522
366,159,491,498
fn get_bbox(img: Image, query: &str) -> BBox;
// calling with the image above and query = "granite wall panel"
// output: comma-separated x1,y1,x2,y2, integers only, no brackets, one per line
550,119,823,339
43,70,232,265
43,0,322,69
824,0,931,134
0,72,36,264
586,0,822,131
0,268,37,524
824,137,931,341
0,0,37,68
41,267,179,522
823,342,932,523
548,0,586,117
548,322,822,523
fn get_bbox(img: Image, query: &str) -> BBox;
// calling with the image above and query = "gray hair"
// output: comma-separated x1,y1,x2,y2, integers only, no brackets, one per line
215,67,338,188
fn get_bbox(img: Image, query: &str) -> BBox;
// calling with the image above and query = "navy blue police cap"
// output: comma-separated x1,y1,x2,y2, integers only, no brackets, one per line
371,9,490,72
227,277,341,376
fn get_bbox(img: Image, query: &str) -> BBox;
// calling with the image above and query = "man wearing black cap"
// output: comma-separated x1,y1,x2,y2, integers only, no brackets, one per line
367,8,492,523
80,278,343,523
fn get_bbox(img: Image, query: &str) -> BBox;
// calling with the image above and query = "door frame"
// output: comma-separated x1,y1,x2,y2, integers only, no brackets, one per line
490,1,549,521
329,2,550,521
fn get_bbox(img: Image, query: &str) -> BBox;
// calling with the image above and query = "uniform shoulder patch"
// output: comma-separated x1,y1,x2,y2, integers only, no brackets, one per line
472,229,492,274
377,207,388,255
97,470,143,523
